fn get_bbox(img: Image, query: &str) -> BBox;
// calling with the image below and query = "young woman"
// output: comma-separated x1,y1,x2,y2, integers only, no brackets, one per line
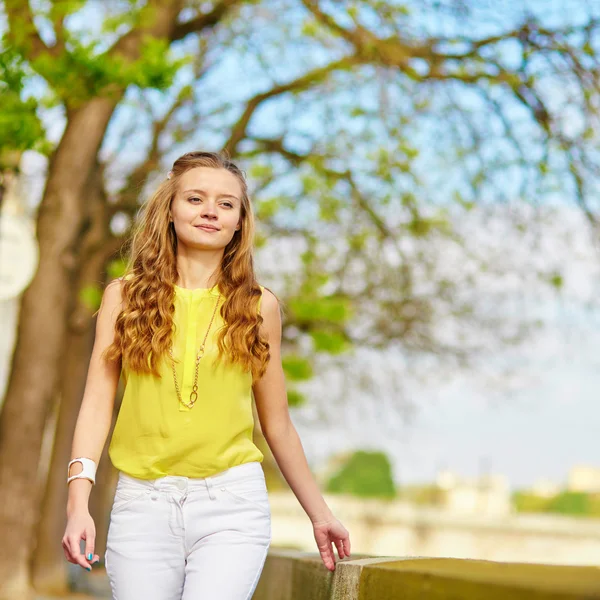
62,151,351,599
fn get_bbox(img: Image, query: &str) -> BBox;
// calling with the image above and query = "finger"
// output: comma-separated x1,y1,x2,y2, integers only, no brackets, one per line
62,540,74,564
334,538,345,560
343,535,351,557
68,536,90,570
317,540,335,571
84,529,96,565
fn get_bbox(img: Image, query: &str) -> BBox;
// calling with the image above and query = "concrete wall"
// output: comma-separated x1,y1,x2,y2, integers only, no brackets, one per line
268,492,600,566
253,548,600,600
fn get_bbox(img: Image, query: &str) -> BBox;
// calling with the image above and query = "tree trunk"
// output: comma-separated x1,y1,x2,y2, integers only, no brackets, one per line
31,301,96,594
0,97,117,600
30,150,115,597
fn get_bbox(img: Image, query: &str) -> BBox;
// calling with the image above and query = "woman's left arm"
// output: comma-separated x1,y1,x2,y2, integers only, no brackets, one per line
252,289,351,571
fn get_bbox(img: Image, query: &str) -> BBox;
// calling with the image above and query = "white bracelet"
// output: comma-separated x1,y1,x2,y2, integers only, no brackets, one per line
67,457,97,485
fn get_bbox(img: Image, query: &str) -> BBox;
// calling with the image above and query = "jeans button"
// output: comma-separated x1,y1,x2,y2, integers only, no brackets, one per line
150,493,159,500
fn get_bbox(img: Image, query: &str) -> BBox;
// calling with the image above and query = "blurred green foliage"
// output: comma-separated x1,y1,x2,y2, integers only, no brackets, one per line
309,329,350,354
288,295,353,325
286,389,305,408
0,47,48,156
513,491,600,518
107,258,128,280
31,37,187,106
282,355,313,380
325,450,397,499
78,283,103,313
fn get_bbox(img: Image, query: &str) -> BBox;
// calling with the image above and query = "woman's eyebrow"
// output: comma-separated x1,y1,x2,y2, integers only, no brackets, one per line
182,188,239,201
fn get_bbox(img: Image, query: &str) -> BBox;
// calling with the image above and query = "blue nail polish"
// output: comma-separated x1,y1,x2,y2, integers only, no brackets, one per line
86,567,91,572
87,553,93,560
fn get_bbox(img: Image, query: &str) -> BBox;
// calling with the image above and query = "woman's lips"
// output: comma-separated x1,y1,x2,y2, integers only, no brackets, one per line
195,225,219,232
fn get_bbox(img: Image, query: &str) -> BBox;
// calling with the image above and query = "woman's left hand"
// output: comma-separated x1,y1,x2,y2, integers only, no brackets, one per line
312,516,351,571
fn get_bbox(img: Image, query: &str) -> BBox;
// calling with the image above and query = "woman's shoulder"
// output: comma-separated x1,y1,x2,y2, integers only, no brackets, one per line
257,285,280,314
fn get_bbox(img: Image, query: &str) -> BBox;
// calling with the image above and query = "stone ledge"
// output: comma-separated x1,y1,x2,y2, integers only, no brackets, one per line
253,547,600,600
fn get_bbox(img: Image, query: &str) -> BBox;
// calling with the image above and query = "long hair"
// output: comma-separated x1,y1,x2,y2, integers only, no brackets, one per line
102,150,271,383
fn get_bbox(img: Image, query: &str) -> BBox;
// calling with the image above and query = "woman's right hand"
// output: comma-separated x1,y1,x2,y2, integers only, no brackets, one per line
62,509,100,571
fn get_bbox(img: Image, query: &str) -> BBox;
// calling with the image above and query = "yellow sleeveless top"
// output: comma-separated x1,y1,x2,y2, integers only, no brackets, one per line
108,283,265,479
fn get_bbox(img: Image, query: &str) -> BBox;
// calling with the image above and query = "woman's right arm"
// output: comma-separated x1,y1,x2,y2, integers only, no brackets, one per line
62,277,123,569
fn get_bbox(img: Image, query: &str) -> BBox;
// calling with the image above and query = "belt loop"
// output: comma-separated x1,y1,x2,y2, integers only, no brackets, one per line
205,476,216,500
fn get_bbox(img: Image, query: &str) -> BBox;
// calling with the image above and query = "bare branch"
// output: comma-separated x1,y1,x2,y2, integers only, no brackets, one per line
223,55,360,155
242,136,307,165
108,85,197,218
170,0,241,42
300,0,589,140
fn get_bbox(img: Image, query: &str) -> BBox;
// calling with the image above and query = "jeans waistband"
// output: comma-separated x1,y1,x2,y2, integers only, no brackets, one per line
117,461,265,493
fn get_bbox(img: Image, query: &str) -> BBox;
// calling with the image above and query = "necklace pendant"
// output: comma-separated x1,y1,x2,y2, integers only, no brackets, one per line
170,294,220,410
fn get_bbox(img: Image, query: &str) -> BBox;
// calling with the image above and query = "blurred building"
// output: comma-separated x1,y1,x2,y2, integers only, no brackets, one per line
567,465,600,493
436,470,511,516
0,169,38,408
529,478,561,498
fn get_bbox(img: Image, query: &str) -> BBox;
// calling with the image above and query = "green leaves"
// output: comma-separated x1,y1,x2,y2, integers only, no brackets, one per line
318,193,343,222
107,258,128,280
288,294,353,325
130,37,189,90
325,450,397,499
78,283,103,312
29,35,187,105
309,329,350,354
282,355,313,381
255,197,280,220
286,389,306,407
513,490,597,517
77,258,127,312
0,45,46,155
543,271,564,291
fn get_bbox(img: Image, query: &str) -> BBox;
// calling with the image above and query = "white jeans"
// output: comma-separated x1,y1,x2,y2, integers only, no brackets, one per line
105,461,271,600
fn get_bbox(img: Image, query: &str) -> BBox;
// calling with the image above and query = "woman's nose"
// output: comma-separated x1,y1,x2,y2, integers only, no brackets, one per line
201,204,218,216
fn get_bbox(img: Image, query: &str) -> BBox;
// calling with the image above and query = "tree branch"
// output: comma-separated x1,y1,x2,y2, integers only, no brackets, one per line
48,1,67,56
170,0,241,42
223,55,360,155
108,84,196,218
4,0,59,60
243,136,396,240
105,0,183,61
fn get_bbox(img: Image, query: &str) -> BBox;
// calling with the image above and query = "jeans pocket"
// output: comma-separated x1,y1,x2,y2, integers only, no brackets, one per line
221,479,271,517
111,484,149,515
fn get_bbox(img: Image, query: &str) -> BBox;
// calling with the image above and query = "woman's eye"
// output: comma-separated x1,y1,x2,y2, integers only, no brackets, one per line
188,197,233,208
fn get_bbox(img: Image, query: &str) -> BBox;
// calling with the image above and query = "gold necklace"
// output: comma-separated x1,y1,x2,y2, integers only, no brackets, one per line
168,293,221,409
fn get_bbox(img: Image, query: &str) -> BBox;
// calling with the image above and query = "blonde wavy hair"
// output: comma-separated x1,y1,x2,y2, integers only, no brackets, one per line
102,150,271,383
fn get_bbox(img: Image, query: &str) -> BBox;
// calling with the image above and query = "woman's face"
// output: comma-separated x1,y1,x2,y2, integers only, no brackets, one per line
170,167,243,249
